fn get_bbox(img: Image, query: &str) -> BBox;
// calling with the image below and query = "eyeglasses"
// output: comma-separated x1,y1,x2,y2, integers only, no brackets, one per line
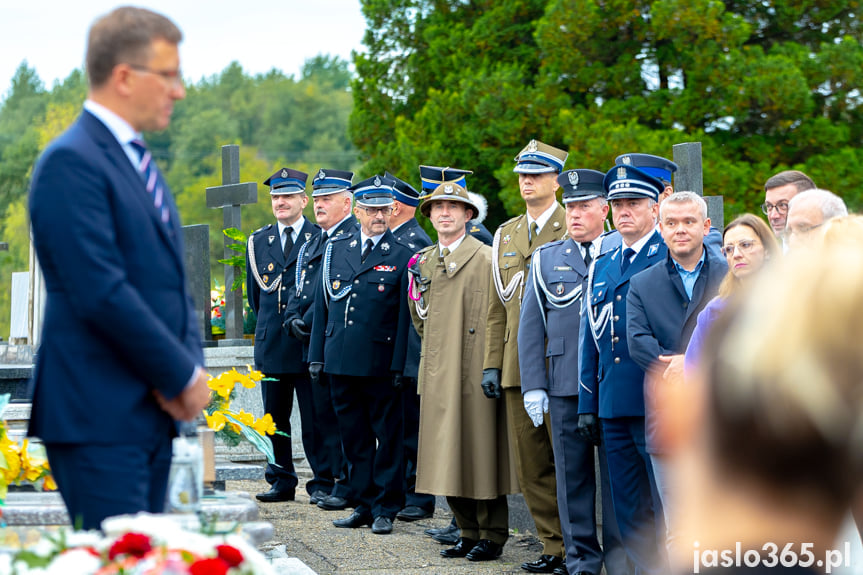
129,65,183,88
721,240,760,258
761,201,789,215
360,206,393,216
787,223,823,237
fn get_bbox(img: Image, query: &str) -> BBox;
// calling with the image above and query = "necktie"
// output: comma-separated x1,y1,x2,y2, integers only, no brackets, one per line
529,222,539,246
620,247,636,274
129,139,170,224
283,228,294,260
581,242,593,267
441,247,451,258
361,238,374,262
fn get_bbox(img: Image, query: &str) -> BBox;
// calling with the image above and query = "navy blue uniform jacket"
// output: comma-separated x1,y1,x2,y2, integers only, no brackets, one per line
28,110,203,444
308,229,412,376
391,218,432,379
246,219,320,374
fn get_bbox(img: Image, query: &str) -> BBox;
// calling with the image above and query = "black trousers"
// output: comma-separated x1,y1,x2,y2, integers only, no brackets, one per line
329,374,404,518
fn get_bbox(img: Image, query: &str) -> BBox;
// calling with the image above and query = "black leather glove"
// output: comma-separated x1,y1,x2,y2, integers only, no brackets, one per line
576,413,601,446
481,368,502,399
392,373,404,389
287,318,310,343
309,362,324,386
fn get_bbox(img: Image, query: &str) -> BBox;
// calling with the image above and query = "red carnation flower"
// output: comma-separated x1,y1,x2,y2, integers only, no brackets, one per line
189,557,230,575
215,544,244,567
107,532,152,560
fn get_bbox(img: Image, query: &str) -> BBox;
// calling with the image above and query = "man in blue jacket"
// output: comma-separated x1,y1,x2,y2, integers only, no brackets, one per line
28,6,209,529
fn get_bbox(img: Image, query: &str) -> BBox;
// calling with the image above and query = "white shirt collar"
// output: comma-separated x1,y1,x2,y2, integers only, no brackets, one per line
360,232,385,248
622,229,655,258
84,99,141,167
278,217,305,243
440,234,465,256
526,202,559,235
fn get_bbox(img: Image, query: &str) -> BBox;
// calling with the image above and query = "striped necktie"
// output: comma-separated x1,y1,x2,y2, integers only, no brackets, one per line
129,139,170,224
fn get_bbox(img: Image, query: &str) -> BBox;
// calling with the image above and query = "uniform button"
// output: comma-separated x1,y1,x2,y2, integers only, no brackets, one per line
281,304,286,309
682,302,688,308
308,264,313,269
612,336,619,343
302,296,307,300
306,280,310,284
613,315,619,321
352,293,358,298
469,328,475,334
615,295,621,301
281,286,286,291
387,336,392,342
354,279,359,285
348,320,354,325
614,357,621,364
349,307,355,312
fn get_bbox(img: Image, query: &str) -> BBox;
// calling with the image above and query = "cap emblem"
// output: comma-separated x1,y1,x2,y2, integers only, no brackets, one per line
374,176,381,187
622,156,632,165
527,139,538,153
280,169,288,178
617,166,627,180
316,169,325,181
568,171,579,187
444,184,454,194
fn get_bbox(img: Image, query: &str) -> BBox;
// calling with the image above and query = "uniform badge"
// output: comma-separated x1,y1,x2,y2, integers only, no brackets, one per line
471,226,480,232
374,175,381,187
280,168,288,178
333,280,341,290
448,262,457,272
503,252,516,257
316,169,325,181
419,255,427,265
408,243,415,249
565,248,572,254
553,221,561,228
268,235,276,245
553,266,572,271
350,239,357,248
617,166,626,179
444,184,453,194
378,284,385,292
502,234,511,245
374,265,396,272
527,139,538,152
556,283,565,295
267,263,274,271
410,232,415,237
305,232,311,241
622,155,632,165
568,171,579,187
381,242,390,252
648,244,659,257
262,275,269,283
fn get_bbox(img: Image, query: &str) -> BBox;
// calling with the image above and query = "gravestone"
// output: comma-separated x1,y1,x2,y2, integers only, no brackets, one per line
9,272,28,344
673,141,725,226
0,242,7,251
182,224,213,344
206,146,257,346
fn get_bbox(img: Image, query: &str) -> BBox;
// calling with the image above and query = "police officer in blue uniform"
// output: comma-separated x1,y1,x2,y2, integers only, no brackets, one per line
246,167,320,502
419,165,494,245
577,164,669,575
308,175,413,535
519,169,630,575
283,168,357,509
384,172,437,522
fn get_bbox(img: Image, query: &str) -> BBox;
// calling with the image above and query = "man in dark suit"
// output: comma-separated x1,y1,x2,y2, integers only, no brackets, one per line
519,169,628,575
384,172,436,523
246,167,320,502
284,168,358,510
578,164,669,575
626,191,727,557
308,175,413,535
28,6,210,530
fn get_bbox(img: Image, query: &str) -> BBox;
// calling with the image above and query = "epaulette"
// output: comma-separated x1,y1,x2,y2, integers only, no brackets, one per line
250,223,273,237
495,214,523,233
538,238,567,252
330,232,353,242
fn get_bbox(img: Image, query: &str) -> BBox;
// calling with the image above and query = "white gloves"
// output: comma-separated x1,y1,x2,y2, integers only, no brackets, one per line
523,389,549,427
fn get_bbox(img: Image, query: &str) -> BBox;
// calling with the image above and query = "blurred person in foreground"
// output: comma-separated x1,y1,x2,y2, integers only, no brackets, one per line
784,189,847,251
657,245,863,573
683,214,779,378
27,6,209,529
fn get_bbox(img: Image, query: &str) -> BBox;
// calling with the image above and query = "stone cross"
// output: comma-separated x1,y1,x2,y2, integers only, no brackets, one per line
206,145,257,345
673,142,725,227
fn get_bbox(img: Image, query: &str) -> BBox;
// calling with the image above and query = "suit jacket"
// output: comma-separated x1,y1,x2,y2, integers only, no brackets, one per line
484,204,567,389
283,215,358,361
246,218,320,374
308,229,412,377
392,218,432,379
578,230,667,418
626,247,728,372
28,110,203,444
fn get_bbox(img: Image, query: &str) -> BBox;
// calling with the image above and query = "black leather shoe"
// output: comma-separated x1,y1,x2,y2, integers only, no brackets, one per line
552,568,568,575
333,510,372,528
371,516,393,534
440,538,478,558
522,554,563,573
396,505,434,522
255,487,296,503
425,520,458,538
317,495,350,510
466,539,504,562
432,529,460,545
309,490,328,505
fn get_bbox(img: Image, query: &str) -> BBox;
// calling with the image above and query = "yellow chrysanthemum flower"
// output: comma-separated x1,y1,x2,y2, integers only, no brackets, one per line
43,474,57,491
252,413,277,436
0,436,21,484
204,411,227,432
208,375,235,400
234,410,255,426
246,366,265,382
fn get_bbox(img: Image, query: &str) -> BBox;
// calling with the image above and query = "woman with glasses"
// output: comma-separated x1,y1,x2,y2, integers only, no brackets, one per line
684,214,779,375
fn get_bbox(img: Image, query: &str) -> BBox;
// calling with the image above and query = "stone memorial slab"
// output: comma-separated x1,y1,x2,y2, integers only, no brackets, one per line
182,224,212,343
674,141,725,226
9,272,28,343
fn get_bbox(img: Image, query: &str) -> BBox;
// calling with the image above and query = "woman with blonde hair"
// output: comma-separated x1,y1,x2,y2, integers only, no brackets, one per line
684,214,779,374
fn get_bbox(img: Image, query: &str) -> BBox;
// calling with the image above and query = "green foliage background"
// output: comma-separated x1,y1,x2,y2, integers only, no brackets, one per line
0,55,358,339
